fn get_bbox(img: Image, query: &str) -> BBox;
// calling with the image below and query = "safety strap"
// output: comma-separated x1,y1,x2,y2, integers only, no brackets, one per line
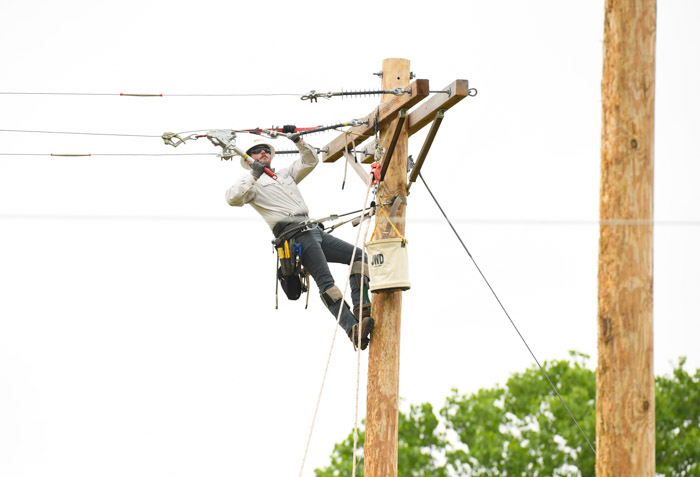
304,270,311,309
273,220,314,241
370,205,407,243
275,254,280,309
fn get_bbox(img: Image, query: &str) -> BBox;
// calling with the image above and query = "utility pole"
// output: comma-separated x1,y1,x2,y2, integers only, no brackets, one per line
363,58,410,477
322,59,469,477
597,0,656,475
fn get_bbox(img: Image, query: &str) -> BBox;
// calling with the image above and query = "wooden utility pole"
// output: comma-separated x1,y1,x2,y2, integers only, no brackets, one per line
363,58,410,477
597,0,656,475
322,59,469,477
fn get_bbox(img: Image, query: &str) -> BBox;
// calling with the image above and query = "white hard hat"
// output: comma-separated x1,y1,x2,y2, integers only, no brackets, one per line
238,134,276,169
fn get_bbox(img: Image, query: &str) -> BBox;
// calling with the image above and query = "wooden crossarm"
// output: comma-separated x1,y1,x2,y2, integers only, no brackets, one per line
321,79,429,162
407,79,469,137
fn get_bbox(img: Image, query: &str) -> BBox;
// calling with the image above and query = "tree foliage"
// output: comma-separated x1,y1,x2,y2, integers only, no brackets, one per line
314,352,698,477
656,357,700,477
314,402,449,477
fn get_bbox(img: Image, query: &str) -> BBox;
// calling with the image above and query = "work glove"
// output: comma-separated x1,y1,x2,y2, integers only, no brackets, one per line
282,124,301,143
250,159,266,179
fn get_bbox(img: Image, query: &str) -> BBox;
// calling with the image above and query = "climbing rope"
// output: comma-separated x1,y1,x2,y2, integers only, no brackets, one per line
298,176,375,477
352,215,373,477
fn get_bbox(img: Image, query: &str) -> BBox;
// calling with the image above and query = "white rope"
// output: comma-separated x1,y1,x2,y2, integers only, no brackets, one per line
352,216,373,477
298,178,375,477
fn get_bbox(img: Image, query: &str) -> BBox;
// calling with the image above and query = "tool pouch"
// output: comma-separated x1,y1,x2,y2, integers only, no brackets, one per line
273,222,310,303
278,268,307,301
275,238,301,278
275,238,307,301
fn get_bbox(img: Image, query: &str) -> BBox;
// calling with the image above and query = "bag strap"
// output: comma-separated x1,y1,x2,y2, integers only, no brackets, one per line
370,206,406,243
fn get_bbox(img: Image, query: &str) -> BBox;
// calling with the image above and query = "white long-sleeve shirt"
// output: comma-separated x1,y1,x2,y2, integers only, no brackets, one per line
225,139,319,230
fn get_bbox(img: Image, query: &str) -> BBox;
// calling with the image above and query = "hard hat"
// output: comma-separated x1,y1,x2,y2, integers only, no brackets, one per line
238,134,276,170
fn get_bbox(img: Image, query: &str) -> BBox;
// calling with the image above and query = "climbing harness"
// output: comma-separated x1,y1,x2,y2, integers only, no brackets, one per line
269,201,388,308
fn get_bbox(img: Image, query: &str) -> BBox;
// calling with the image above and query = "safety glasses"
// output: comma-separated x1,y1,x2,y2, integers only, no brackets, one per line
248,146,271,155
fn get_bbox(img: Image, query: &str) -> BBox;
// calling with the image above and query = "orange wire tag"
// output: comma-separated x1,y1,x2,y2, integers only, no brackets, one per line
370,162,381,185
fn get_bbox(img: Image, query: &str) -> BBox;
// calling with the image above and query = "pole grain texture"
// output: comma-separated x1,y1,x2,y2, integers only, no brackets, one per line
364,58,410,477
597,1,656,476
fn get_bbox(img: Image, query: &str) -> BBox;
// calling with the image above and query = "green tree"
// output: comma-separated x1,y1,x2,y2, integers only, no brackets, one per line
656,357,700,477
315,353,699,477
315,402,449,477
442,352,595,476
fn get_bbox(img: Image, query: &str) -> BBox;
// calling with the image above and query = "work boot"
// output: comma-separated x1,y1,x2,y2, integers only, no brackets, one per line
353,303,371,320
351,316,374,351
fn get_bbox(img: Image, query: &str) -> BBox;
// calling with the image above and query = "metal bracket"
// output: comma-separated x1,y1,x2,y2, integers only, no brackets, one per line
388,196,407,220
407,155,415,174
407,109,445,193
206,129,238,160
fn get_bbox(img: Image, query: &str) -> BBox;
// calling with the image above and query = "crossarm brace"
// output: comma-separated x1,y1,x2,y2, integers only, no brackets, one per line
343,149,371,186
407,109,445,192
380,109,407,183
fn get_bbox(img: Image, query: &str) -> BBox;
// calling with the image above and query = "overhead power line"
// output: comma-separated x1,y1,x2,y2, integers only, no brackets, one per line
0,91,303,97
1,213,699,227
0,128,160,138
0,153,219,157
0,126,347,141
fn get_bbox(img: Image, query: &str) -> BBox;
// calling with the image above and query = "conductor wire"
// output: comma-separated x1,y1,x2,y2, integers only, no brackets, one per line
0,91,302,97
0,128,160,138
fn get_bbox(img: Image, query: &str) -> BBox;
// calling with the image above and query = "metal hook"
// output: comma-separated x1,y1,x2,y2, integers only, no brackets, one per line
300,90,332,102
162,132,198,148
349,118,369,127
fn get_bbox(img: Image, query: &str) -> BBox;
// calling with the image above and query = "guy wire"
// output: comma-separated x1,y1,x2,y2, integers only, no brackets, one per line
418,170,597,457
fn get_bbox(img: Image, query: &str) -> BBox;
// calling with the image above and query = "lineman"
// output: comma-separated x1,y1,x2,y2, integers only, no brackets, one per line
225,126,374,350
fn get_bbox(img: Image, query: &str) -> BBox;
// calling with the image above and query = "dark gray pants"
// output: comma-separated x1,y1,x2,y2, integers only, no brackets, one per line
293,227,370,333
294,227,368,305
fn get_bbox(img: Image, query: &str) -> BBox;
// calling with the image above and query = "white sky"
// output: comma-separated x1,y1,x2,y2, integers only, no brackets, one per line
1,1,698,476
